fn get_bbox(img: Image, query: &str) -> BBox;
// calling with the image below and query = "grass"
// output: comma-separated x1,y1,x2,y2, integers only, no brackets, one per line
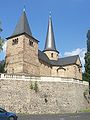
80,108,90,113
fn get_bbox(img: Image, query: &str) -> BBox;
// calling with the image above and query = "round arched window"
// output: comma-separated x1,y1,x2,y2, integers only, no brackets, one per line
51,53,53,57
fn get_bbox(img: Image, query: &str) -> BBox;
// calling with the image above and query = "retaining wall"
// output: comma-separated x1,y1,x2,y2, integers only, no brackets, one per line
0,74,90,114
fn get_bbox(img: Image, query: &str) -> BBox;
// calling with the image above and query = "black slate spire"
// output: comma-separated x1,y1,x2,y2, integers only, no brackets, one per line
12,9,32,37
44,13,58,52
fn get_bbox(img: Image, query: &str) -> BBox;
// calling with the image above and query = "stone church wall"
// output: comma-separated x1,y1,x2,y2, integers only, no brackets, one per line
0,76,89,114
51,65,82,80
39,60,51,76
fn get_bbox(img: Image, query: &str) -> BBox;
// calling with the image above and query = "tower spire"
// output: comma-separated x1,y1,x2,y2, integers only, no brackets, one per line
23,6,26,12
44,13,58,53
49,11,51,18
11,9,32,37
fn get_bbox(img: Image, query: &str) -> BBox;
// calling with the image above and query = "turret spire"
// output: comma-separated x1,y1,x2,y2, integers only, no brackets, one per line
11,9,32,37
44,13,58,53
49,11,51,18
23,6,26,12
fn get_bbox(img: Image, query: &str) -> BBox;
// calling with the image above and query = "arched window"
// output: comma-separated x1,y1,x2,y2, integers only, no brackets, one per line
12,68,14,74
51,53,53,58
12,38,18,45
29,40,33,47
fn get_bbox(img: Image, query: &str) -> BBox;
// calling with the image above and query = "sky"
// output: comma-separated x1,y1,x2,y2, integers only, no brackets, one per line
0,0,90,71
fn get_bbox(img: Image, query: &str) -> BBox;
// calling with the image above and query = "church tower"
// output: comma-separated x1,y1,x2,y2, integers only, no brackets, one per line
43,13,59,60
6,9,39,75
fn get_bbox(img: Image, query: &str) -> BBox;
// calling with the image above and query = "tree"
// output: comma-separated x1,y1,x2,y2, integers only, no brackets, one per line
0,22,5,73
84,30,90,93
87,31,90,52
0,22,4,52
84,53,90,81
0,60,5,73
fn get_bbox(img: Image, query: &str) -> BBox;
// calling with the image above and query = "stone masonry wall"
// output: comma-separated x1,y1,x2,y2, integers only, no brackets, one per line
6,34,40,75
0,77,90,114
51,64,82,80
39,60,51,76
6,34,82,79
6,35,24,74
44,51,59,60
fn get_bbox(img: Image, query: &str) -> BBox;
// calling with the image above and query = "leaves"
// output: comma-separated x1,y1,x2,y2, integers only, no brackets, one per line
87,39,90,52
84,53,90,81
34,81,38,93
0,38,4,52
83,30,90,82
0,60,5,73
0,22,4,52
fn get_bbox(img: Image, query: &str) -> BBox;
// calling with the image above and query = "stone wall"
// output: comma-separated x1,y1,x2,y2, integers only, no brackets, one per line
51,64,82,80
6,35,24,73
0,76,89,114
6,34,40,75
39,60,51,76
23,35,39,76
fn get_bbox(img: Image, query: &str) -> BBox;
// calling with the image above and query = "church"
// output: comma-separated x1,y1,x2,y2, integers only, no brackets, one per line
5,10,82,80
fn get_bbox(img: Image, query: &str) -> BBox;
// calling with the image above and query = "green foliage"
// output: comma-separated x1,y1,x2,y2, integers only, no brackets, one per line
84,31,90,94
87,39,90,52
83,89,90,103
0,60,5,73
0,22,5,73
30,82,33,89
0,21,2,32
84,31,90,82
87,30,90,52
82,72,86,81
34,81,38,93
80,109,90,113
83,89,89,96
84,52,90,82
30,81,39,93
0,22,4,52
0,39,4,52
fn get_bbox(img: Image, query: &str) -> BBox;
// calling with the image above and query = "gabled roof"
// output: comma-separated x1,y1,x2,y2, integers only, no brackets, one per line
43,13,59,53
50,55,81,66
38,50,51,64
7,10,32,39
38,51,81,67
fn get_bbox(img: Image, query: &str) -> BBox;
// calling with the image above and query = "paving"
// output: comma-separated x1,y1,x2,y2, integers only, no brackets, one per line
17,113,90,120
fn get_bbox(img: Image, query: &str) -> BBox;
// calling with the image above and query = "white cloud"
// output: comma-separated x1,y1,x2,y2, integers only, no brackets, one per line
2,41,7,52
0,41,7,60
64,48,86,72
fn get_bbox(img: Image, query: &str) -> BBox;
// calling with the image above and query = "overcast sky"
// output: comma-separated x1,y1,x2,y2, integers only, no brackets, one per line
0,0,90,71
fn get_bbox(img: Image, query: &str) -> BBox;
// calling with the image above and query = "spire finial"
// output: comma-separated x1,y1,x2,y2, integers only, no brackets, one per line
49,11,52,18
23,5,26,12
